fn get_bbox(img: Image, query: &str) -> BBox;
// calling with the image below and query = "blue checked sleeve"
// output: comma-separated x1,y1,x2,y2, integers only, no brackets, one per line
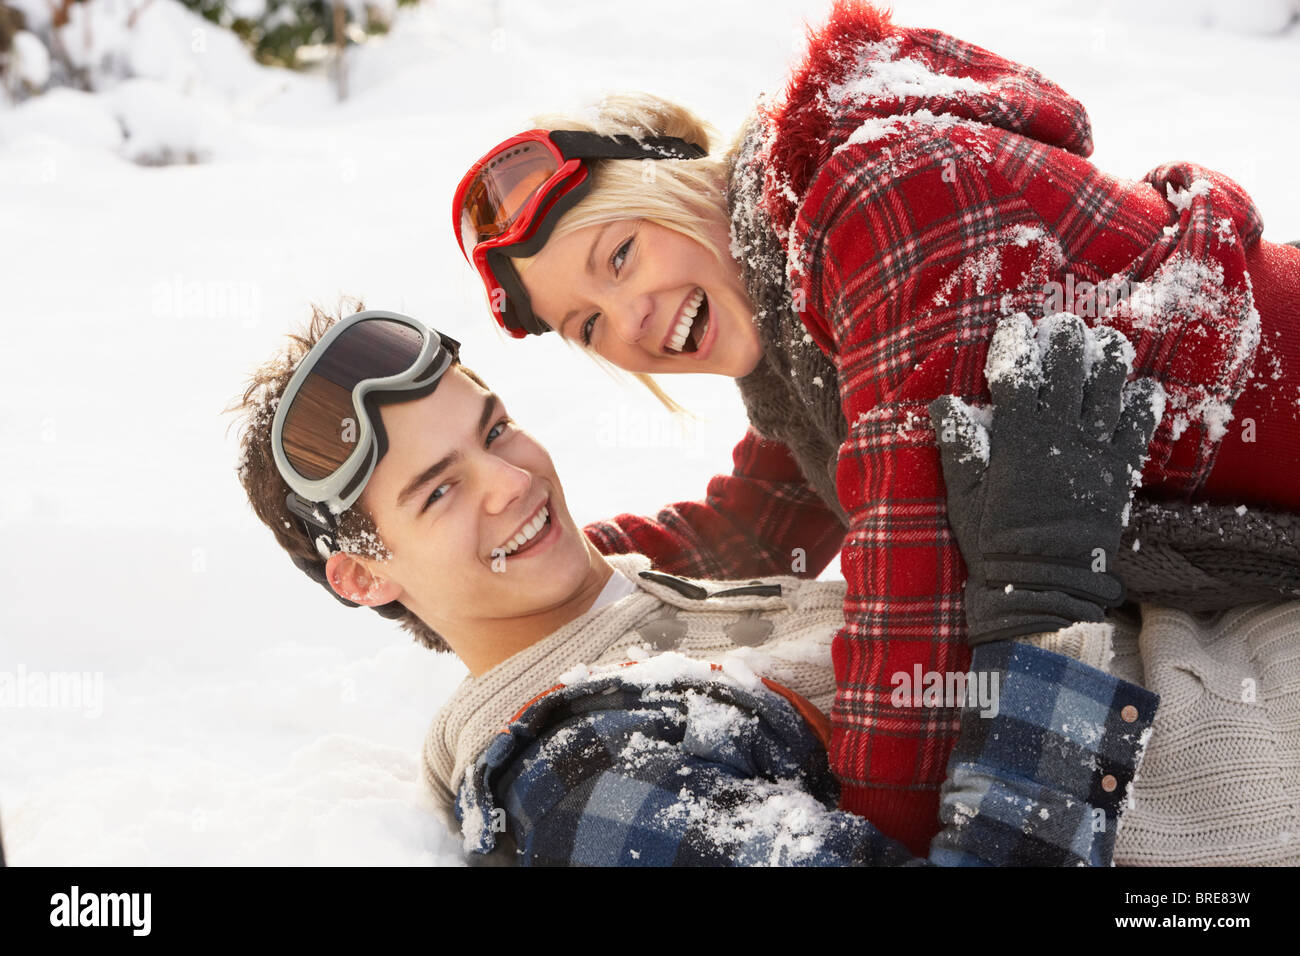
929,641,1159,866
487,687,921,867
467,658,1156,867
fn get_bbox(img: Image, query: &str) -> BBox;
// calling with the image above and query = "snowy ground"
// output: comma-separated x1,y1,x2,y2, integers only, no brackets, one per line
1,0,1297,865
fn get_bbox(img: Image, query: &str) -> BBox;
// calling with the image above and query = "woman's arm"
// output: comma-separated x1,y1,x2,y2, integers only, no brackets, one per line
792,117,1174,848
787,126,1063,850
583,427,846,582
497,315,1164,867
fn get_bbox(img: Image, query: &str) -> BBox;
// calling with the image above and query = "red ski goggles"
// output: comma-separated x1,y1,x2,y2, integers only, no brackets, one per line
452,129,705,338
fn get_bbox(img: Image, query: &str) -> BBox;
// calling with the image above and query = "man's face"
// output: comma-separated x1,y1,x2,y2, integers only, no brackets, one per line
354,367,597,635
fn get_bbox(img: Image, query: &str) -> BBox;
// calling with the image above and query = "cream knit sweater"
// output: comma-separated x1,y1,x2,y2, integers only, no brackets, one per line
423,555,1300,865
1110,602,1300,866
423,553,845,818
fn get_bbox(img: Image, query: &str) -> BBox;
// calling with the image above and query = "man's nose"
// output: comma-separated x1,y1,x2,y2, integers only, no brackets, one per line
480,455,532,515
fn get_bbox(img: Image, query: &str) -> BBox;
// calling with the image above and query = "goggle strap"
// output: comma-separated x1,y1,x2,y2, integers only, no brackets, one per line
489,252,552,336
547,130,706,162
286,492,339,542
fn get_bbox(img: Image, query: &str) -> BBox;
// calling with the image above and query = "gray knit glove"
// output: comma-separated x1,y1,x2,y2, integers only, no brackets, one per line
929,313,1165,645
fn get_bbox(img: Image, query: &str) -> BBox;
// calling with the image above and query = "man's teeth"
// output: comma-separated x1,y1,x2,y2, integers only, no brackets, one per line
667,289,705,353
501,506,549,555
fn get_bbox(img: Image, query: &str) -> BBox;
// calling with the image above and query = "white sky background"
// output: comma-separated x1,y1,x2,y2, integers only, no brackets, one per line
0,0,1296,864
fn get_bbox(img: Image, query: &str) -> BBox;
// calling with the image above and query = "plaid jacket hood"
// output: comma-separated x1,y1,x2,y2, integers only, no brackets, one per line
724,0,1262,853
757,0,1095,245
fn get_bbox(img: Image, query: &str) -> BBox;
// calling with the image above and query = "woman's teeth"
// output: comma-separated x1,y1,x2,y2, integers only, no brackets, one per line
666,289,706,354
500,505,550,556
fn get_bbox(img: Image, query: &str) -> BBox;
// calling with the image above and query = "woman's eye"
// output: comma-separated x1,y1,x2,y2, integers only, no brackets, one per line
581,315,598,347
422,483,451,513
611,237,632,273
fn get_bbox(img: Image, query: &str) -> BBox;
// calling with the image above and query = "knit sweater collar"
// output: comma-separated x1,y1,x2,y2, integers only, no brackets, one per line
424,554,658,806
422,552,806,811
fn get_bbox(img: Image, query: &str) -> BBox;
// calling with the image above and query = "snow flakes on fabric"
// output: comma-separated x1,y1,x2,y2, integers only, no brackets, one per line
930,226,1065,310
1110,253,1259,442
826,36,988,106
837,107,966,151
659,775,840,866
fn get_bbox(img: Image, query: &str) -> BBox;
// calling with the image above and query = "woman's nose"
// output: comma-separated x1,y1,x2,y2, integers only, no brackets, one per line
607,293,653,346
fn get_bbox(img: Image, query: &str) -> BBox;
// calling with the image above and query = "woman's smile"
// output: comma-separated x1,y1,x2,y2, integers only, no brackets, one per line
663,287,708,354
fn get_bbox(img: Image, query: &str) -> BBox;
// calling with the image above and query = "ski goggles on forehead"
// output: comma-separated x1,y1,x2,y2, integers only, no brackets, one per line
453,129,705,338
271,310,461,535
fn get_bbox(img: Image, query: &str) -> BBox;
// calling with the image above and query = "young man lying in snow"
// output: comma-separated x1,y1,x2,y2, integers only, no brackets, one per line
232,305,1161,866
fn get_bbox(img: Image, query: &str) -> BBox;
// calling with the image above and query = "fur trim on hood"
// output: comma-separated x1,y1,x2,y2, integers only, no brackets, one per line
758,0,1094,238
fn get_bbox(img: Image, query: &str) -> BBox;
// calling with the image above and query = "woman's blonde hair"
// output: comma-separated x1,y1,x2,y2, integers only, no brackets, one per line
519,93,736,414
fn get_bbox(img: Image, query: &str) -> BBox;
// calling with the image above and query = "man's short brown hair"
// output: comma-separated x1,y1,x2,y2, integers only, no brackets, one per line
228,301,486,653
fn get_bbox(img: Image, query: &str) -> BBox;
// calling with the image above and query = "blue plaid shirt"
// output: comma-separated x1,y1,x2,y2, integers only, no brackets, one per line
455,641,1157,866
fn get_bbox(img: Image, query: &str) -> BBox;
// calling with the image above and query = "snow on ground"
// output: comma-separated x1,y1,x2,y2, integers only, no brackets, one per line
1,0,1296,865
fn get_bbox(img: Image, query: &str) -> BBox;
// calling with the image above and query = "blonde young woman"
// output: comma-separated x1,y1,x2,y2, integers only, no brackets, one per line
451,0,1300,853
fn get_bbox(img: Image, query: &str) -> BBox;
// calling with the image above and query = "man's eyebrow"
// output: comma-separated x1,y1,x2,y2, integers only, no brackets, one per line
478,392,501,435
559,222,617,337
395,393,502,509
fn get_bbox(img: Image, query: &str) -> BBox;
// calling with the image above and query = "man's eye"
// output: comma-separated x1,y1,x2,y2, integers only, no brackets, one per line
581,315,598,347
422,483,451,513
611,237,632,272
486,417,513,446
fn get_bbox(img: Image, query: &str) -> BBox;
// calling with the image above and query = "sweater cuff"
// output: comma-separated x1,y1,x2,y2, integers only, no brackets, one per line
1016,621,1115,672
837,784,941,857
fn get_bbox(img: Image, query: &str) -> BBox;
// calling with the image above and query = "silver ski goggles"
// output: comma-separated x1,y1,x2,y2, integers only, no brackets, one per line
271,310,460,542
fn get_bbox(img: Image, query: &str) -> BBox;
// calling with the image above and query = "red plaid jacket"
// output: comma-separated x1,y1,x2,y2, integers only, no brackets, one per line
584,427,847,583
596,0,1265,854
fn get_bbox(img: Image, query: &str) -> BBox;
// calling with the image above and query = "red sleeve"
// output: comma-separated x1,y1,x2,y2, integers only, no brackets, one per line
803,122,1264,853
762,6,1261,857
792,128,1039,852
583,427,845,582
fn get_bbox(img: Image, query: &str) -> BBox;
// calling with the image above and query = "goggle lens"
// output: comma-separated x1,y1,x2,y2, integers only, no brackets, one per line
459,142,561,251
281,319,426,480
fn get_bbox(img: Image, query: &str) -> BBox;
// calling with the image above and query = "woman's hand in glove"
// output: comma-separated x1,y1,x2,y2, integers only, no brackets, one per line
928,313,1165,645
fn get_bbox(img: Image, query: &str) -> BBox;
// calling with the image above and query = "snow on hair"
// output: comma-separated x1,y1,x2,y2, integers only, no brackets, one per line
228,299,454,654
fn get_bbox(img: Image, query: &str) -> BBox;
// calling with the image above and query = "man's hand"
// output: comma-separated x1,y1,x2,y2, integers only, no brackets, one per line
928,313,1164,644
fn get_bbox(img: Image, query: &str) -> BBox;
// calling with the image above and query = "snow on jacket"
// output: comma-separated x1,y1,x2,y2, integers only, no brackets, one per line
423,554,1157,866
708,0,1267,853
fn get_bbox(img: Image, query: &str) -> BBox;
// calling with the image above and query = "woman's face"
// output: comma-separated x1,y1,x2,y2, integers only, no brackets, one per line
518,218,763,378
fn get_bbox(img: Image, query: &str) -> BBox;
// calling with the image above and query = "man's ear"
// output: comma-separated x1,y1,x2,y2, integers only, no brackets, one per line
324,551,403,607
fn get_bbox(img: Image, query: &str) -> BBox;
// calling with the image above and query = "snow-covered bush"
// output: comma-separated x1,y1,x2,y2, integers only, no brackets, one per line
0,0,411,165
0,0,265,164
0,0,414,105
4,28,50,95
180,0,412,67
